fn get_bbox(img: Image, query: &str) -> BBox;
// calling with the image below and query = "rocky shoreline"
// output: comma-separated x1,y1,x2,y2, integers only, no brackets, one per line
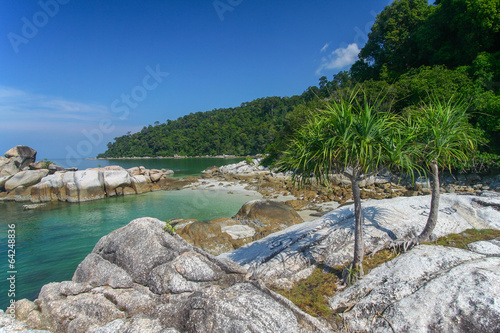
2,146,500,332
3,146,499,211
0,146,196,204
200,158,500,205
166,158,500,254
2,192,499,332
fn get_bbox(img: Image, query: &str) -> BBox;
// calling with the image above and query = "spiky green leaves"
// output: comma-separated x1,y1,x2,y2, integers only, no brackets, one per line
411,95,480,172
279,87,399,185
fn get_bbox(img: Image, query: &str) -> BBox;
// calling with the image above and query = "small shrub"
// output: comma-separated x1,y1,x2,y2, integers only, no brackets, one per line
163,220,175,235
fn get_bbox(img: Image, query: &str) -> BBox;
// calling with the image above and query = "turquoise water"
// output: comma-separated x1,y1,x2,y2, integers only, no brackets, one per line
50,157,244,178
0,157,258,310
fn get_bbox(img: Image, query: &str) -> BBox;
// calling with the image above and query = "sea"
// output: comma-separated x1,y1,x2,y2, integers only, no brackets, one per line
0,157,259,310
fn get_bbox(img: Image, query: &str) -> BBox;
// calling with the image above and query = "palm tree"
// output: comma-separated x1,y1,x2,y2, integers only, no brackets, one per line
279,88,402,280
413,96,480,242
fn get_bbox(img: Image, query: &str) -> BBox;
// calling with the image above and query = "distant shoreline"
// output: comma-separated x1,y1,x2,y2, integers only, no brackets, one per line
89,154,261,160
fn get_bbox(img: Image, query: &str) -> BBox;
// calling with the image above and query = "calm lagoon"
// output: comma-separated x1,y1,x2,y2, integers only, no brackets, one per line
0,158,256,310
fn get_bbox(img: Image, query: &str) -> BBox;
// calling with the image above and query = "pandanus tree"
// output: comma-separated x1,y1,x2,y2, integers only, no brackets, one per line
413,96,480,242
279,88,404,280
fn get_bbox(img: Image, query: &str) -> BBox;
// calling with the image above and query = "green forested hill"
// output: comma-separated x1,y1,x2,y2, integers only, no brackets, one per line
98,95,308,157
100,0,500,165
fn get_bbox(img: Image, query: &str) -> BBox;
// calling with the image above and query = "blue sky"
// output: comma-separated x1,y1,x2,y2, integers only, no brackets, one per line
1,0,395,163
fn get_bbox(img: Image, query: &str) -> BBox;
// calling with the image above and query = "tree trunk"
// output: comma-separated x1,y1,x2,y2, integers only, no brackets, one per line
350,175,364,278
418,161,440,242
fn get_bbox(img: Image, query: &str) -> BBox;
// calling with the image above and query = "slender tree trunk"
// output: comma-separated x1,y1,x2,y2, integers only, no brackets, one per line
418,161,440,242
351,175,365,277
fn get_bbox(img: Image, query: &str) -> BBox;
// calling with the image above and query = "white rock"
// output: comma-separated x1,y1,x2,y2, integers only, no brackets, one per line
62,171,76,184
73,170,105,201
74,169,102,188
38,172,65,188
467,238,500,256
131,175,150,194
0,175,13,189
0,156,9,168
101,165,124,171
23,203,47,210
66,182,79,203
220,194,500,287
127,167,141,176
222,225,256,239
102,170,132,193
162,169,174,175
329,245,500,332
218,158,270,175
150,173,162,182
4,169,49,191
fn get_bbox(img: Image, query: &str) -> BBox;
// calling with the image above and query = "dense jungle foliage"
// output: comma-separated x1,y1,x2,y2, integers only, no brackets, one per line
99,0,500,168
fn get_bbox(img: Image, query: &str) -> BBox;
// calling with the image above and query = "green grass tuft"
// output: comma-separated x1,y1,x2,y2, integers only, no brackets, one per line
424,229,500,249
271,265,339,318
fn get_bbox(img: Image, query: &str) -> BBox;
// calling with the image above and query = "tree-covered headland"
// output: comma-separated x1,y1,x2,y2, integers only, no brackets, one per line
99,0,500,169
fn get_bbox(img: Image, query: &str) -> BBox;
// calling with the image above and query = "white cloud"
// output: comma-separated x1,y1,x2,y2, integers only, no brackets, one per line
316,43,360,75
0,86,109,123
0,87,143,159
320,43,329,53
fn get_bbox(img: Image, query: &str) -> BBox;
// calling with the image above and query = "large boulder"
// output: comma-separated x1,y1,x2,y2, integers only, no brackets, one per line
222,224,256,240
4,170,49,192
102,170,132,196
220,193,500,288
29,161,48,170
0,160,22,177
31,172,67,202
0,156,9,168
218,158,268,175
234,199,304,236
329,244,500,332
173,218,257,256
4,145,37,170
14,217,328,333
0,175,13,190
74,170,105,201
0,309,51,332
4,145,37,160
176,221,234,255
131,175,150,194
14,186,32,202
173,200,306,256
